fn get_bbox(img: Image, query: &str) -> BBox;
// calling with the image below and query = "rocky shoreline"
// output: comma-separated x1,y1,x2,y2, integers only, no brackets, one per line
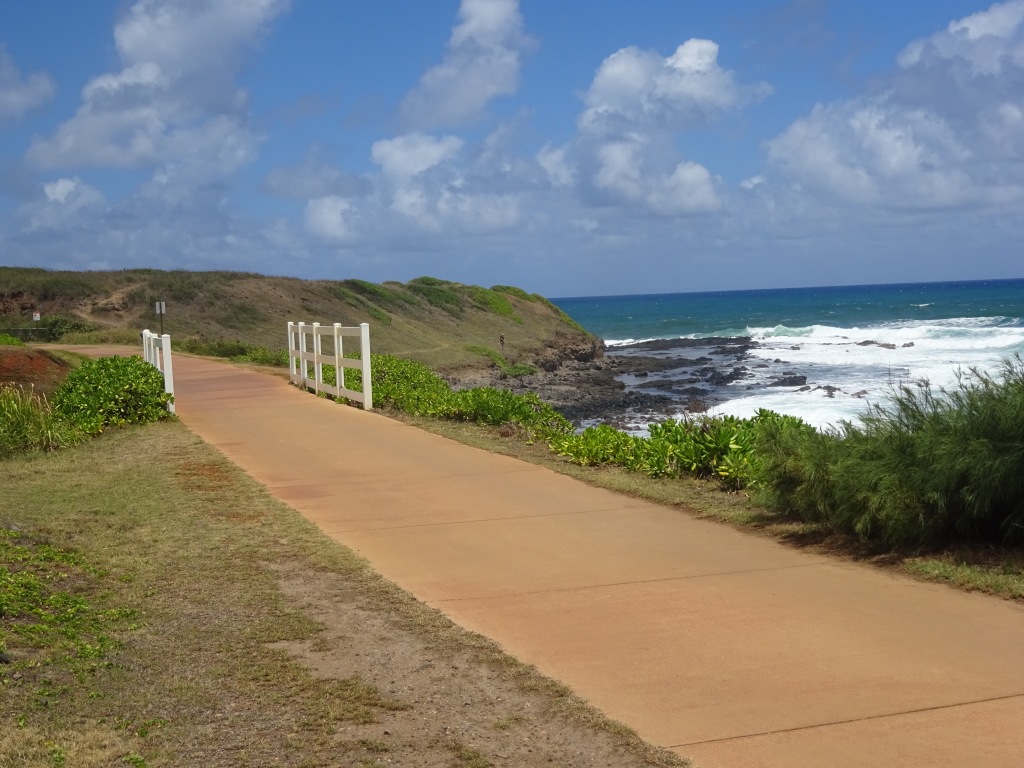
453,336,766,431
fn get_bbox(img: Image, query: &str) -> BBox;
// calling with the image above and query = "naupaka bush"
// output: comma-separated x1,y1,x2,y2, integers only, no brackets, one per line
53,355,172,436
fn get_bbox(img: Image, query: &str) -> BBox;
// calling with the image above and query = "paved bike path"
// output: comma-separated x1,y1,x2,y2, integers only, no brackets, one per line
80,349,1024,766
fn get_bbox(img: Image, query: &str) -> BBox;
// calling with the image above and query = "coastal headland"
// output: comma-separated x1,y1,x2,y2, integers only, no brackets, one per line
0,266,851,429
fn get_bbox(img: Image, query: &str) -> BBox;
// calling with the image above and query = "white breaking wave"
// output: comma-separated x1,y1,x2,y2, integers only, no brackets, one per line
709,316,1024,430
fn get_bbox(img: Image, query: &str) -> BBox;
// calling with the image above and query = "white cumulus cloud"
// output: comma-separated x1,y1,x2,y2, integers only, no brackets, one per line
27,0,288,171
305,196,358,243
767,0,1024,210
0,46,54,121
399,0,533,128
371,133,464,178
580,38,771,135
593,137,721,215
22,177,105,231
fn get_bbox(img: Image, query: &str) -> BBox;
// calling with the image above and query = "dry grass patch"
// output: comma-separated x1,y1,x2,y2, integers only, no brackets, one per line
1,420,686,767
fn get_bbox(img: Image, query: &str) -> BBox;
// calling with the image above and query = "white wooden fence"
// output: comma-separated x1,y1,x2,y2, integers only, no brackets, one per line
287,322,373,410
141,329,176,414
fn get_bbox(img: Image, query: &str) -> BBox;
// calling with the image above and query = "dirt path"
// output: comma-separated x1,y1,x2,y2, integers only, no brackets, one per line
57,347,1024,767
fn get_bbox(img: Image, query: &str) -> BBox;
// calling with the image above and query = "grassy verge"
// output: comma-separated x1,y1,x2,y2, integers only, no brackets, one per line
1,421,685,767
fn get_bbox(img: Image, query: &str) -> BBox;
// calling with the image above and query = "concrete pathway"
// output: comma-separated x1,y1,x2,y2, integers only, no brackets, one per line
74,349,1024,766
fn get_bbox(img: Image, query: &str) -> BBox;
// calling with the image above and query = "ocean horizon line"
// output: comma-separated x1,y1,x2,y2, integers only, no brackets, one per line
550,275,1024,303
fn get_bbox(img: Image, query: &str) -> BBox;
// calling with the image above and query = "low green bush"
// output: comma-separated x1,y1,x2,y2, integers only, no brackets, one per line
466,286,517,317
549,413,768,488
748,356,1024,546
466,345,537,380
407,278,464,317
52,356,172,435
449,387,571,433
174,337,251,358
311,353,569,435
491,285,536,302
59,328,141,345
231,346,289,367
0,333,25,346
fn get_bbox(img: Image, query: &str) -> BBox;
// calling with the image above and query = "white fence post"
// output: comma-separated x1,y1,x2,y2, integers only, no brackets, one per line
334,323,344,392
140,329,175,414
287,321,298,383
161,333,175,414
312,321,321,395
298,321,308,385
360,322,373,411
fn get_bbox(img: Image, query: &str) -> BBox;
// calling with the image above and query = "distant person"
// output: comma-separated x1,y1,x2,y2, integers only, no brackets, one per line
499,334,505,353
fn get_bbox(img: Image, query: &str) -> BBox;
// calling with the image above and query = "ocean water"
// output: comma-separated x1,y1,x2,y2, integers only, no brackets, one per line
554,278,1024,430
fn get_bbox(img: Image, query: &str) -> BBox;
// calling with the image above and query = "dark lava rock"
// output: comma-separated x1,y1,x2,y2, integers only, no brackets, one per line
706,367,748,386
768,375,808,387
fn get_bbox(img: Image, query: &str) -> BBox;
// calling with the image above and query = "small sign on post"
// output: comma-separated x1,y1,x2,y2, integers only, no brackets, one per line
155,301,166,336
32,312,40,322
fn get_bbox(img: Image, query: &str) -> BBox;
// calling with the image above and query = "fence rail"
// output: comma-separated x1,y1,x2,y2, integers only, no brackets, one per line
287,321,372,410
141,329,176,414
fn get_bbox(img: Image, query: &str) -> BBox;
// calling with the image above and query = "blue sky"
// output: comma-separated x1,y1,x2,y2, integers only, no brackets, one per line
1,0,1022,297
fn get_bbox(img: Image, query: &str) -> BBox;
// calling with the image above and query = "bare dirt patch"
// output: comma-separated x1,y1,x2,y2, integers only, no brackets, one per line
271,564,682,767
0,346,74,395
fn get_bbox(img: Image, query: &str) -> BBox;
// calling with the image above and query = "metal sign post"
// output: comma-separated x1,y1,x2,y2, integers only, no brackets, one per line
155,301,166,336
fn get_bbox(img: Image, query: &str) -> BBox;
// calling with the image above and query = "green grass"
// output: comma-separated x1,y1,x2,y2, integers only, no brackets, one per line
0,528,137,682
0,385,84,458
407,277,465,317
465,345,537,379
58,329,140,345
491,285,536,302
0,333,25,346
903,556,1024,598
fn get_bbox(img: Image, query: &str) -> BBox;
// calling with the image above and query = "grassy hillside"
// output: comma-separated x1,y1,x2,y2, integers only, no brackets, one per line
0,268,598,372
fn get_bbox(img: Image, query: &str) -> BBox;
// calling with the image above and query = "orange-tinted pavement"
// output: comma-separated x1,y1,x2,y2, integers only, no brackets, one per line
88,350,1024,766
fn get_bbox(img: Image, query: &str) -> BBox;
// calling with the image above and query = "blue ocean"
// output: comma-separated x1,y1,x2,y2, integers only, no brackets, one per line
554,278,1024,429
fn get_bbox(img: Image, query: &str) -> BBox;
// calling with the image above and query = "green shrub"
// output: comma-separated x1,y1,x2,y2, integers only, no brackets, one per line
750,357,1024,546
0,333,25,346
174,337,251,358
466,286,516,317
491,285,536,302
52,356,172,435
407,278,464,317
449,387,571,433
466,345,537,380
43,315,98,339
59,328,141,345
339,279,420,310
310,353,569,434
549,413,768,488
232,346,289,367
0,385,83,458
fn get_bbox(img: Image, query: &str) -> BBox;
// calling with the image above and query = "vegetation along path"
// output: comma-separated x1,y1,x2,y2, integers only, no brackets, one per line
89,348,1024,767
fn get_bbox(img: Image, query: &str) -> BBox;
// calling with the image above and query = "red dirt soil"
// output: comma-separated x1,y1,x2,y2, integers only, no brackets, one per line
0,347,74,395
